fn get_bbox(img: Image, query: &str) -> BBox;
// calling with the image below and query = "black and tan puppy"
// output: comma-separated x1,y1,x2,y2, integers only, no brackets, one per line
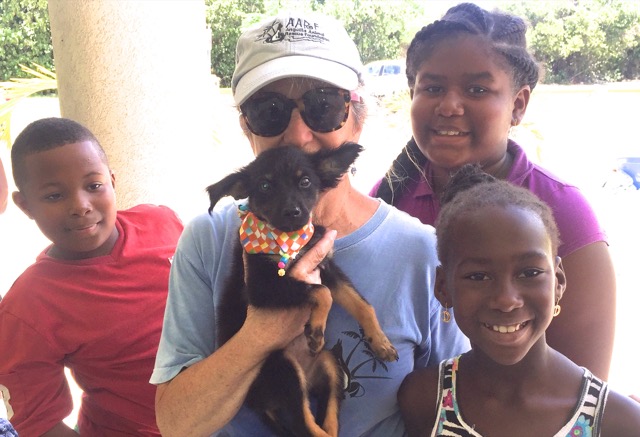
207,142,398,437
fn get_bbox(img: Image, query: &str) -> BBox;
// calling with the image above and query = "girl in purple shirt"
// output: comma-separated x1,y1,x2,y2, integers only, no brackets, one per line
371,2,615,380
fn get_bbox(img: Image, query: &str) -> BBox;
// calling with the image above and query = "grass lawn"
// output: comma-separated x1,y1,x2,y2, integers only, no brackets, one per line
1,83,638,425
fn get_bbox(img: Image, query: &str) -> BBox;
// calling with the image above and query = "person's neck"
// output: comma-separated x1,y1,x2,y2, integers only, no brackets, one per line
483,148,514,180
457,343,584,437
431,149,514,196
312,180,378,238
47,226,119,260
460,340,561,397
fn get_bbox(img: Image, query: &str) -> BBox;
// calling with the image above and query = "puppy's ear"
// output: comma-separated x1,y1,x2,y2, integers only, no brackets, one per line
313,142,363,190
206,172,249,214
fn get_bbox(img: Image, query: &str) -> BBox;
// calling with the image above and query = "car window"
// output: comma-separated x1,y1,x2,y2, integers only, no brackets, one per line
363,60,407,97
382,65,401,75
366,64,382,76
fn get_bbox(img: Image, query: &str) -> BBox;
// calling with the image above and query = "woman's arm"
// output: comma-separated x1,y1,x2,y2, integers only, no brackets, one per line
155,230,336,437
155,307,307,436
545,241,616,380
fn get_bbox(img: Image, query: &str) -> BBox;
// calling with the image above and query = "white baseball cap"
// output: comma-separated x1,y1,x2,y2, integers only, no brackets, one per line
232,11,364,105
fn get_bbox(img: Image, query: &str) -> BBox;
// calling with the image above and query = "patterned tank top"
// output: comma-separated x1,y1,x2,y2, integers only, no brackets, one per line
431,356,609,437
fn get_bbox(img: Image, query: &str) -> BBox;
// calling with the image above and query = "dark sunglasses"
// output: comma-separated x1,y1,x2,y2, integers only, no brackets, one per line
240,88,360,137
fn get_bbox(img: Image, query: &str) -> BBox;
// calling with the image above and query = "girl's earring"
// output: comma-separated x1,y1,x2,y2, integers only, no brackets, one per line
553,302,562,317
511,117,519,126
442,304,451,323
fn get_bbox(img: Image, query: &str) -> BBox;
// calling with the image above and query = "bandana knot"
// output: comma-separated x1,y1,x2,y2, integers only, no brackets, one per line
238,203,314,276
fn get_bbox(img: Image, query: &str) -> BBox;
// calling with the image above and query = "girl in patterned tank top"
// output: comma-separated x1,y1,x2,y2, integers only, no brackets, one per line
398,164,640,436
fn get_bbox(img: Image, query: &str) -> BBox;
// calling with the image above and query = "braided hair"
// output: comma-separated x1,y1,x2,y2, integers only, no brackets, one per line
374,2,540,205
436,164,560,267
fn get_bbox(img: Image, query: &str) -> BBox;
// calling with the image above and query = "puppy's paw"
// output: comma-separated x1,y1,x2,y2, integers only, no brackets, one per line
368,334,399,362
304,323,325,355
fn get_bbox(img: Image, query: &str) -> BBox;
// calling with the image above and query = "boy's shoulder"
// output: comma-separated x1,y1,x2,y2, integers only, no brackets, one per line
116,204,183,247
2,205,183,311
118,204,183,231
119,203,181,222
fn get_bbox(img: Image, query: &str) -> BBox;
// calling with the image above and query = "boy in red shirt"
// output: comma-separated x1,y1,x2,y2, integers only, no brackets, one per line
0,117,183,436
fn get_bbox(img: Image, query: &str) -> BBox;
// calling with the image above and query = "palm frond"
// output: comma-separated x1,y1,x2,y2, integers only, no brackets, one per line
1,64,58,148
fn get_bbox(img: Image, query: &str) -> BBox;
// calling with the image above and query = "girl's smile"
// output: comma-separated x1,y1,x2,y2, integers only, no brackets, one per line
480,320,532,351
439,204,563,366
483,320,529,334
410,33,529,176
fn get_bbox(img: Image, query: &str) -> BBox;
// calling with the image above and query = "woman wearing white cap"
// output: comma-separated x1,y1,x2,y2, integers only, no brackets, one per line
152,11,469,437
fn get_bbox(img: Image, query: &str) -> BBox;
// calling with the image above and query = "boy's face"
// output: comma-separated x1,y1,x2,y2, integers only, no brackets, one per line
12,140,118,260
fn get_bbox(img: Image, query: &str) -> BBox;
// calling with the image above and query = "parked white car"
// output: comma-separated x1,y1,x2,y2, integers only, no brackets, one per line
363,59,407,97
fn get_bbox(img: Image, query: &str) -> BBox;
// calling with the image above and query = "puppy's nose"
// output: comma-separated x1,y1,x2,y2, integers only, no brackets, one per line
284,207,302,218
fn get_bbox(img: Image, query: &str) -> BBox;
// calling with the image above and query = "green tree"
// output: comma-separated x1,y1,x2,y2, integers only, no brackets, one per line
209,0,420,86
323,0,417,64
206,0,265,87
507,0,640,83
0,0,53,81
2,0,638,87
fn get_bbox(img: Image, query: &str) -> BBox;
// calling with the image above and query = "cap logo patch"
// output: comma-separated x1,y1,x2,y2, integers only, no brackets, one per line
257,18,329,45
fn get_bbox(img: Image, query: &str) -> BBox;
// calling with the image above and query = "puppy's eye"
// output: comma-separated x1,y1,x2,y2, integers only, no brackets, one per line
259,181,271,192
299,176,311,188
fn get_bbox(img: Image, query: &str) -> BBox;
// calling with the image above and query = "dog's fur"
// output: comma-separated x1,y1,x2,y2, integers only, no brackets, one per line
206,143,398,437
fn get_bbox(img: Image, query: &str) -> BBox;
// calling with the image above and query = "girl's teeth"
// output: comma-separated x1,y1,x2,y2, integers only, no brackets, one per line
437,130,461,136
487,322,525,333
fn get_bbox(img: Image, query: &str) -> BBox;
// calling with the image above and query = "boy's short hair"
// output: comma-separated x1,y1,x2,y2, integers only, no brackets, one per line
11,117,108,190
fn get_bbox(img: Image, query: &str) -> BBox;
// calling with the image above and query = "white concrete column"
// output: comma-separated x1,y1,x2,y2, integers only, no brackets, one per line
47,0,217,220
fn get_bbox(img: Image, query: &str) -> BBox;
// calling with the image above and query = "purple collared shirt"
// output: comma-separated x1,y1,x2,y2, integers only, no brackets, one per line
371,140,607,257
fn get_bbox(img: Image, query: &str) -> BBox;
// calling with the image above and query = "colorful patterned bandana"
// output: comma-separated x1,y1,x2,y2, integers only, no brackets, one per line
238,203,314,276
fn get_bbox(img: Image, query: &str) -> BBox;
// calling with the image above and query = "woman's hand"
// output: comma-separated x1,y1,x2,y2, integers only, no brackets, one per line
288,229,337,284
